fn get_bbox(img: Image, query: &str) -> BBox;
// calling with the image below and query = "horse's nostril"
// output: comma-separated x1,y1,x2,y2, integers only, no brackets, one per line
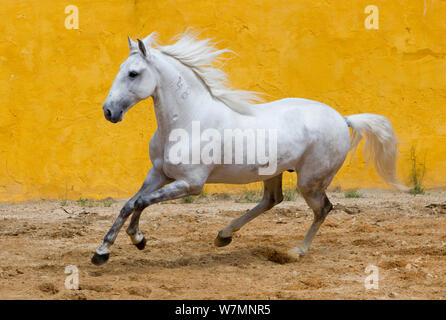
120,110,123,115
105,108,112,118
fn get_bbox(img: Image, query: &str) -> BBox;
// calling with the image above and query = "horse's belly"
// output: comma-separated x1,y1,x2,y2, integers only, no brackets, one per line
206,161,298,184
206,167,272,184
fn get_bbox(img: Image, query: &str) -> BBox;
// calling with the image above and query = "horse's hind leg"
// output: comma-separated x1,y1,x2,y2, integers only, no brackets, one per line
287,130,348,258
288,188,333,258
215,173,283,247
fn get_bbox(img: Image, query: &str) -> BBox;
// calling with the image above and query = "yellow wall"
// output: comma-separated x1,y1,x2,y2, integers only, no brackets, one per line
1,0,446,202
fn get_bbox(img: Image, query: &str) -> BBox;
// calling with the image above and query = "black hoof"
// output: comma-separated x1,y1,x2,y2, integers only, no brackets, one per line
91,252,110,266
135,237,147,250
214,232,232,247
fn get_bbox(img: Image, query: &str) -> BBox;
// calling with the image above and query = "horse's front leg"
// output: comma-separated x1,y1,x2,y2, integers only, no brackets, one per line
134,179,203,211
92,178,202,265
125,169,171,249
91,168,168,265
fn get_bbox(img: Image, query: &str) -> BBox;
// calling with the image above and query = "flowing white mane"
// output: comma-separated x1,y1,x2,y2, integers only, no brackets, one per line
155,30,263,115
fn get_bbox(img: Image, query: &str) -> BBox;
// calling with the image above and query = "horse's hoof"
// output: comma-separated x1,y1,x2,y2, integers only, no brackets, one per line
214,233,232,247
91,252,110,265
135,237,147,250
287,247,305,260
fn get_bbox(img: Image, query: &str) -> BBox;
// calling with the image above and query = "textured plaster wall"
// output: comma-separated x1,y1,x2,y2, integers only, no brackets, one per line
1,0,445,202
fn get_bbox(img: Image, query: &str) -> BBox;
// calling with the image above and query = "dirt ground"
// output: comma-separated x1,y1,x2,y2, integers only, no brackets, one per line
0,189,445,300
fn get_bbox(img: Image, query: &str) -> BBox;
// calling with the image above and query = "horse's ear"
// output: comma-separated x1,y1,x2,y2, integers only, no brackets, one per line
137,38,150,59
128,36,137,51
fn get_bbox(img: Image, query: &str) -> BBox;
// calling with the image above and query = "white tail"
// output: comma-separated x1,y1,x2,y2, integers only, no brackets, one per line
345,113,408,191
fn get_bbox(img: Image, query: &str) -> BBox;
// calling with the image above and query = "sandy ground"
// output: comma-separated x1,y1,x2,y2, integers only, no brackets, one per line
0,190,445,300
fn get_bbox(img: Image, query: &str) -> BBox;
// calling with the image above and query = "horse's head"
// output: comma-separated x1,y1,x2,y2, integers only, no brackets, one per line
102,35,158,123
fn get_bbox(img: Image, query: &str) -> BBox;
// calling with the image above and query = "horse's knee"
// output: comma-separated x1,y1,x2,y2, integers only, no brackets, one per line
134,197,145,211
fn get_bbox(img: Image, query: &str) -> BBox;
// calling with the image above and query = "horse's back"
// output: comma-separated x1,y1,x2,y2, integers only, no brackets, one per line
256,97,350,144
257,98,345,123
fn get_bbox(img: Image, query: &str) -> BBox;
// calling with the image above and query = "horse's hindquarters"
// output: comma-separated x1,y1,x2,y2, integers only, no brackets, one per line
295,113,350,190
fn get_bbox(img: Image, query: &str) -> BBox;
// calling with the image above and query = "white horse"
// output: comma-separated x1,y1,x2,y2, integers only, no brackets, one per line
92,30,406,265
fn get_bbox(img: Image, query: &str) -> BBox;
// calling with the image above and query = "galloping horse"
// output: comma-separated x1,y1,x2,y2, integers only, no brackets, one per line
92,30,406,265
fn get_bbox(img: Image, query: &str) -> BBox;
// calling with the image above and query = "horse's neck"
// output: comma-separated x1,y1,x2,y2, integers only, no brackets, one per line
152,53,212,139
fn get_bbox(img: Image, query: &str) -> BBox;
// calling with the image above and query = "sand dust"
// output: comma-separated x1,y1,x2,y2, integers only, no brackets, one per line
0,190,445,299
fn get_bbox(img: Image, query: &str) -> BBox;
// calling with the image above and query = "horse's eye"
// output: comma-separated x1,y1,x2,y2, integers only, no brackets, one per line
129,71,138,78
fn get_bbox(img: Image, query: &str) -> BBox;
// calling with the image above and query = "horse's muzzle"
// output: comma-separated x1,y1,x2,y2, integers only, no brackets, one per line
103,106,123,123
